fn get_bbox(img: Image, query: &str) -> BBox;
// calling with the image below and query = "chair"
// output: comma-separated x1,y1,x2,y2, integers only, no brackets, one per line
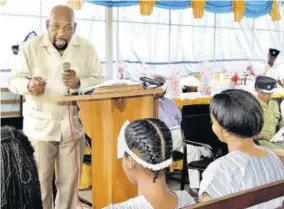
181,104,210,116
180,113,228,190
166,150,185,183
166,105,210,183
1,116,23,129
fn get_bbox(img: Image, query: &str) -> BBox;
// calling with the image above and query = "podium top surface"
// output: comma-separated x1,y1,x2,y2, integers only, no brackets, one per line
58,87,165,102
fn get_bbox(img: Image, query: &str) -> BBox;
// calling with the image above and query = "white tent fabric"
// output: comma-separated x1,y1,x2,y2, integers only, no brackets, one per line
112,6,284,79
0,1,283,79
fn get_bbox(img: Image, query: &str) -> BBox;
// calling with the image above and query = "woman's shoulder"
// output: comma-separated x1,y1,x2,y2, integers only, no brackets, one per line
205,147,284,178
203,151,251,177
103,191,195,209
102,195,152,209
174,190,196,208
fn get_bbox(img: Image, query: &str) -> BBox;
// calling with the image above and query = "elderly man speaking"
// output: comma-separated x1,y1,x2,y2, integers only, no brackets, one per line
8,5,104,209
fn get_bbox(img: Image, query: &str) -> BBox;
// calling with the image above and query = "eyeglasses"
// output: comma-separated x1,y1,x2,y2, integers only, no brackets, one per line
50,24,73,32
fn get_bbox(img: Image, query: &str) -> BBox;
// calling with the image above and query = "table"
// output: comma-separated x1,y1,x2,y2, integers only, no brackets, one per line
173,88,284,108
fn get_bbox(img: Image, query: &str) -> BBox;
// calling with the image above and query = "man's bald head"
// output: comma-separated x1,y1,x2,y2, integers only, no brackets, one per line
46,5,77,51
50,5,75,24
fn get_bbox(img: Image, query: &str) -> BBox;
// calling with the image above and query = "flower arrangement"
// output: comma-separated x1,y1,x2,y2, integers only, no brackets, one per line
117,61,125,80
198,62,212,95
230,72,239,88
169,71,181,97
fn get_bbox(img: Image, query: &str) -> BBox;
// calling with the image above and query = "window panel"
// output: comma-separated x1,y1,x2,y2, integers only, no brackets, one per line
115,6,169,24
0,0,41,16
171,9,215,26
76,20,106,62
170,26,214,62
254,13,284,31
41,1,106,20
215,28,253,60
114,22,169,62
0,16,41,69
253,30,284,61
216,13,253,29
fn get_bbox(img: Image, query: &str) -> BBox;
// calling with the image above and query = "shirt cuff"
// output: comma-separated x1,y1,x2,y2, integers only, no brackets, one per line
21,78,31,95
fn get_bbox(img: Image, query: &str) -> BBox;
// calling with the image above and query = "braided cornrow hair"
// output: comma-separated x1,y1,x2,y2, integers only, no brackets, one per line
1,126,43,209
124,118,173,182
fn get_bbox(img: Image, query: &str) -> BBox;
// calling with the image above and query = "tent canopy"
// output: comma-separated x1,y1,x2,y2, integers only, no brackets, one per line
84,0,281,21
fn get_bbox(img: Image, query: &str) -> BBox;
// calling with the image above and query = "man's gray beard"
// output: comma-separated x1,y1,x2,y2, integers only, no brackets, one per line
53,41,68,51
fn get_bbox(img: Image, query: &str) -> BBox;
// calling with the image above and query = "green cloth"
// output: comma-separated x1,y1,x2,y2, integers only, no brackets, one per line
258,140,284,151
257,98,284,140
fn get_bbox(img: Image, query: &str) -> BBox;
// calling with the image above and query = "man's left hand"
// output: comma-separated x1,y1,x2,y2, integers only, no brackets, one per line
62,70,80,89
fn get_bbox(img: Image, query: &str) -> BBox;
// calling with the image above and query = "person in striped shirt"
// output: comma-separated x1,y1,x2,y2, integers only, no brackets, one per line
103,119,195,209
199,89,284,209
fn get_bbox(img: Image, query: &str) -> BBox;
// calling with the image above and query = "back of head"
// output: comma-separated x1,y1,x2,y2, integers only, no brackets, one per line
268,48,280,65
210,89,263,138
154,76,166,84
125,118,172,182
1,126,42,209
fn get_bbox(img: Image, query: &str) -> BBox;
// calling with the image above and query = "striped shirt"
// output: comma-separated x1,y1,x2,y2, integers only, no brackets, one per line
199,147,284,209
103,190,195,209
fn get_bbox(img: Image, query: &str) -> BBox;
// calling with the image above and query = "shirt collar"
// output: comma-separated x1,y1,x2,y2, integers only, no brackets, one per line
256,96,270,108
266,62,279,69
40,32,80,47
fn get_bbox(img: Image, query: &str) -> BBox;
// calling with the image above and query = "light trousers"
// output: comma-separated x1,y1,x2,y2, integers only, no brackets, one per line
31,135,85,209
171,128,211,189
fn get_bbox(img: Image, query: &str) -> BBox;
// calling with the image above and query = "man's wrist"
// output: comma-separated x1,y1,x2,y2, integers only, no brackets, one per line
27,79,32,93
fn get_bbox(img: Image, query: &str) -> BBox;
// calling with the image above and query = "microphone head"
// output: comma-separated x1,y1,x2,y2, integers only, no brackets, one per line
63,62,71,72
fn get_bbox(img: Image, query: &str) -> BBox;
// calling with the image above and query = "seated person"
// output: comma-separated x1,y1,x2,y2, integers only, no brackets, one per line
198,89,284,208
281,99,284,118
103,118,195,209
155,76,211,192
1,126,43,209
254,76,284,151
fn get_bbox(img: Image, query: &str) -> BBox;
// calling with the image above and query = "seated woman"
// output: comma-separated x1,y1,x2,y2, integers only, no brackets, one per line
1,126,43,209
199,89,284,208
103,118,195,209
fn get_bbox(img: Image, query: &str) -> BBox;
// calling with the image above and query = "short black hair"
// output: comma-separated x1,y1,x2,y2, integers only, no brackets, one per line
124,118,172,182
1,126,43,209
210,89,263,138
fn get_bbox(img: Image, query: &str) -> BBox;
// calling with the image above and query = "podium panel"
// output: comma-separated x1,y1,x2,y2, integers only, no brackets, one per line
77,95,158,208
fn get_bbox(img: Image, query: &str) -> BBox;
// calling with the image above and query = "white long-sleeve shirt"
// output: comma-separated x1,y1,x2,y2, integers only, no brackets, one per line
264,63,283,82
8,32,105,141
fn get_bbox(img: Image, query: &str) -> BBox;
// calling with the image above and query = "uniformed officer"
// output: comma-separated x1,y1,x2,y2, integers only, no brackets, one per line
255,76,284,151
247,48,283,87
264,49,283,87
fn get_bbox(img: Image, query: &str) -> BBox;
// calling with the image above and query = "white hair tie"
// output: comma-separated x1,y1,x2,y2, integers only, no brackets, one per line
117,120,173,171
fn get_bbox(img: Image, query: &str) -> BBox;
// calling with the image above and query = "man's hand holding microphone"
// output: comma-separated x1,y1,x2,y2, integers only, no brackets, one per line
62,62,80,90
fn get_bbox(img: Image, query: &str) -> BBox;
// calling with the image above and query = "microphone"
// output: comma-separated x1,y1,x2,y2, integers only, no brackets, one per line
63,62,71,95
140,77,164,87
63,62,71,72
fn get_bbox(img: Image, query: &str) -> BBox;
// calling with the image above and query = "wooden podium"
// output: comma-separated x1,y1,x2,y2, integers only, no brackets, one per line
58,85,164,208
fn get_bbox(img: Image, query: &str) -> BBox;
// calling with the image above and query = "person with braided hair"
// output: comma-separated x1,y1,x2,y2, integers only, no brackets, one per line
1,126,43,209
103,118,195,209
